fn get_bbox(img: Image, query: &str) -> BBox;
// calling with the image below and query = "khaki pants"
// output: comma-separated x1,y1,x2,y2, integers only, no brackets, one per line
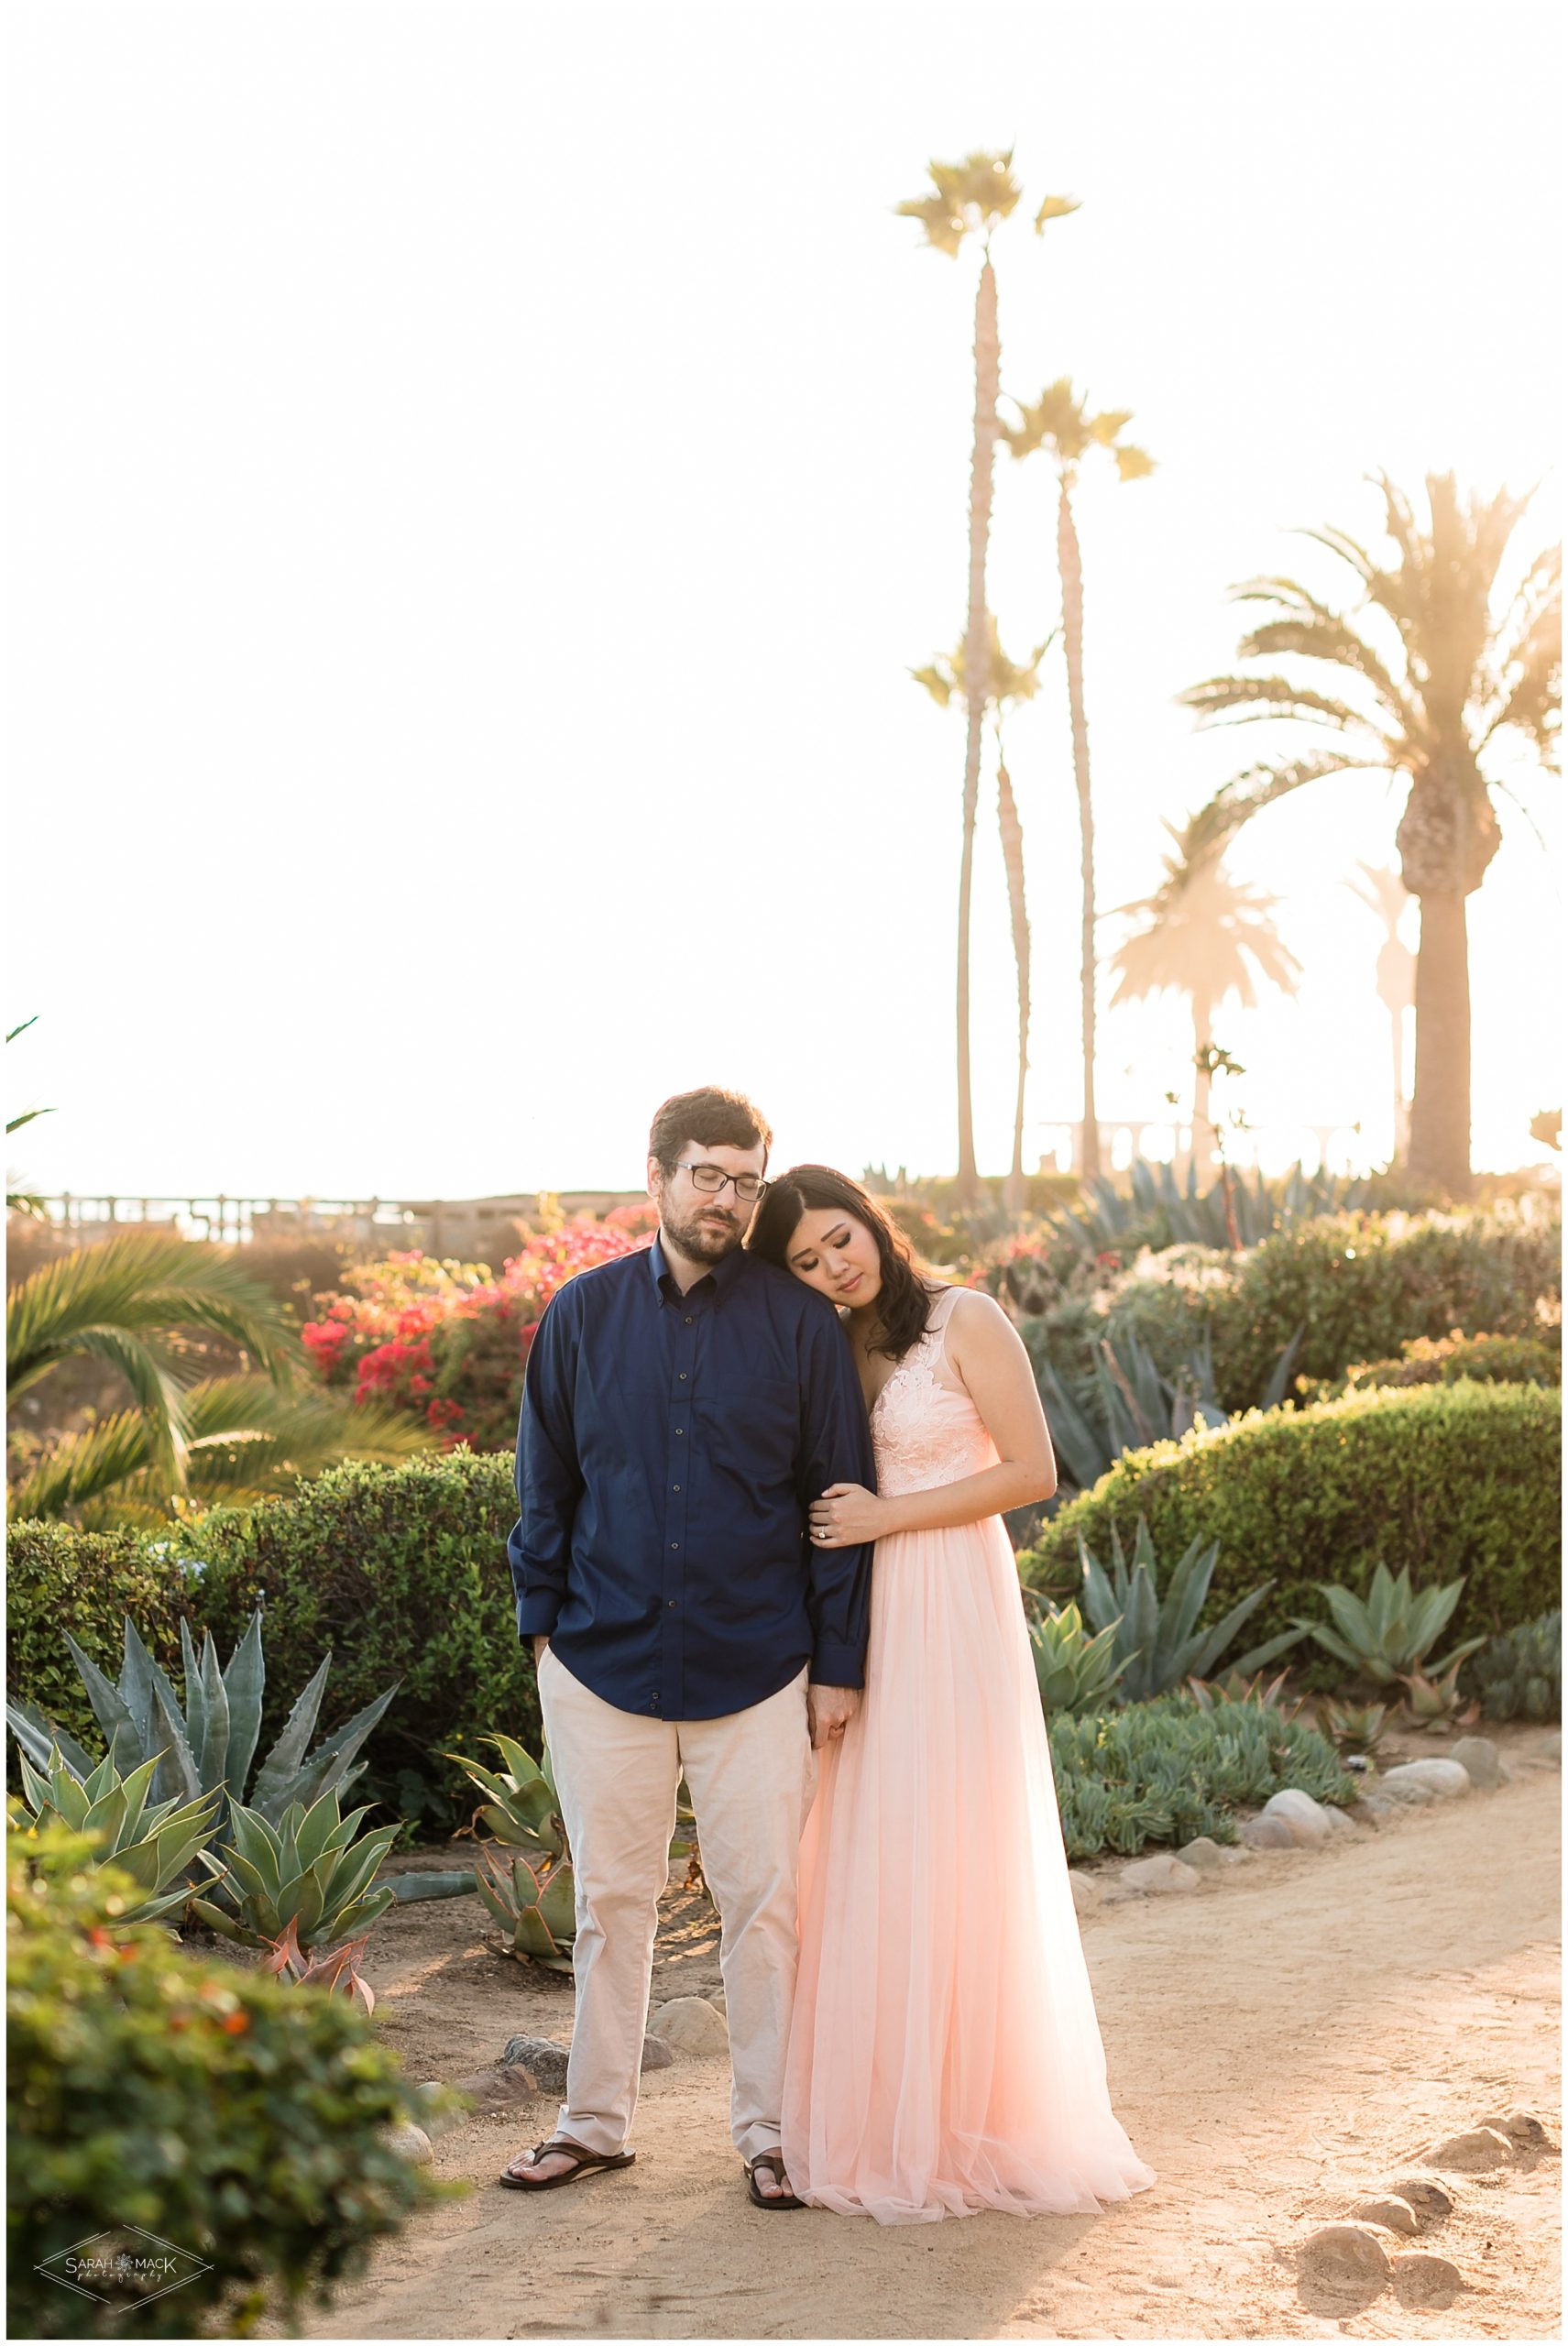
536,1646,814,2164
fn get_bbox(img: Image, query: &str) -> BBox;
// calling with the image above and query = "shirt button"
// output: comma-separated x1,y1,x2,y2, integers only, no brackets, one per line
674,1426,685,1435
684,1314,694,1324
667,1598,677,1608
672,1484,680,1493
671,1541,679,1551
678,1372,687,1381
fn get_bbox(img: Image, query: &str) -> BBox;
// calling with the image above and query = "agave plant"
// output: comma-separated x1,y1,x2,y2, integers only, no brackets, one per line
1024,1599,1130,1715
1315,1696,1390,1759
1399,1658,1481,1733
5,1610,399,1833
12,1745,222,1925
1079,1518,1307,1705
1291,1562,1487,1689
1037,1323,1303,1496
256,1915,376,2013
475,1845,576,1969
1185,1665,1302,1723
191,1785,399,1951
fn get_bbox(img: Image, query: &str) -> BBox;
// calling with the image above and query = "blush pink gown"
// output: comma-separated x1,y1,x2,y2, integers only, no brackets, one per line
781,1286,1156,2224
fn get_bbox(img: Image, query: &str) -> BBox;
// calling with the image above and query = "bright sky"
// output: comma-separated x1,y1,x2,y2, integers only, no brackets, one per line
6,2,1562,1206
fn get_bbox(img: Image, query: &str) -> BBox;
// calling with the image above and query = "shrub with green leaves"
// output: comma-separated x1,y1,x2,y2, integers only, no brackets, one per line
1049,1694,1354,1860
1019,1380,1561,1661
182,1452,537,1825
1465,1610,1562,1722
1336,1329,1562,1395
7,1825,451,2340
1205,1209,1560,1409
5,1521,193,1776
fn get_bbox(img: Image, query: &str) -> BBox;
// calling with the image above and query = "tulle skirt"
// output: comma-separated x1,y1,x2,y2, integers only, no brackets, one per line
781,1511,1156,2225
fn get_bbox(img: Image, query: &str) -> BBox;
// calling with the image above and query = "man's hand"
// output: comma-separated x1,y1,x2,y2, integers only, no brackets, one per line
532,1635,549,1664
806,1683,860,1750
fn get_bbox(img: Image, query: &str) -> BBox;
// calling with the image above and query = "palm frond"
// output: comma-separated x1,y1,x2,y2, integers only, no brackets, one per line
7,1232,295,1399
10,1377,435,1527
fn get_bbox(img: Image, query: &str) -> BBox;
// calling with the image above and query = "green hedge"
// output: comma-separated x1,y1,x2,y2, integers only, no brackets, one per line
1020,1379,1561,1658
8,1827,444,2338
1206,1210,1560,1408
189,1451,534,1829
5,1522,196,1765
1337,1329,1561,1394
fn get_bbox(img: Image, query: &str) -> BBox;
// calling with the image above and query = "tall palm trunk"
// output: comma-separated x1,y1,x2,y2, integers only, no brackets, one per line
1407,892,1472,1195
1397,769,1497,1198
1056,473,1099,1178
1190,995,1215,1175
996,745,1030,1211
955,254,999,1204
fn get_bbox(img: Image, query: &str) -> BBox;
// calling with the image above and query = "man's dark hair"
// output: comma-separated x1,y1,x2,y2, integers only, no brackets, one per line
648,1087,773,1175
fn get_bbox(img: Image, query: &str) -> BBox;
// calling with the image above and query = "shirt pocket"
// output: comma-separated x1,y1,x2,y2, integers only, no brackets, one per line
698,1378,801,1493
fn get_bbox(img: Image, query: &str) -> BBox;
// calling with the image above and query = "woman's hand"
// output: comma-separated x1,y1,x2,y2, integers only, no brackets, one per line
809,1482,887,1548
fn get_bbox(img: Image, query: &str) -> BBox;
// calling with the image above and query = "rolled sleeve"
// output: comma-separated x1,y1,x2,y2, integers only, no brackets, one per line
507,1292,583,1643
796,1299,877,1687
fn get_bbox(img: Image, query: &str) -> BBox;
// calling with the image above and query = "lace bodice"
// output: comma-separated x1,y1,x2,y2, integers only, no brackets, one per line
870,1288,997,1498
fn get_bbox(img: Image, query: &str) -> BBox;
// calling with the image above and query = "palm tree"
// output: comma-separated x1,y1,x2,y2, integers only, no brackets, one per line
914,616,1053,1209
10,1373,430,1529
1343,862,1416,1161
898,153,1077,1200
1176,473,1561,1195
6,1016,51,1217
7,1230,430,1524
1003,379,1154,1180
1107,828,1301,1171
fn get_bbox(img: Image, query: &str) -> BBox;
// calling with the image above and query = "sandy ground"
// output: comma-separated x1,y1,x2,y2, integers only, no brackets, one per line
293,1728,1561,2342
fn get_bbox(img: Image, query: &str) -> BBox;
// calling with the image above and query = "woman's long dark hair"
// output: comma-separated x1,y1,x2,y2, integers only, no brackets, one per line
748,1165,937,1362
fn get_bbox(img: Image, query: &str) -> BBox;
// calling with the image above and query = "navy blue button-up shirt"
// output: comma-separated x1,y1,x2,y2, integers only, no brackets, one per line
508,1234,876,1719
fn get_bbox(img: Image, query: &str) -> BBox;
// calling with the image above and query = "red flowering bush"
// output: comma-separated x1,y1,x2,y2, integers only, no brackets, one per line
302,1205,658,1453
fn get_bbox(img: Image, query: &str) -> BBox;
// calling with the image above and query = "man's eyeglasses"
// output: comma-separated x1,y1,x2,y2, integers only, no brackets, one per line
676,1162,770,1203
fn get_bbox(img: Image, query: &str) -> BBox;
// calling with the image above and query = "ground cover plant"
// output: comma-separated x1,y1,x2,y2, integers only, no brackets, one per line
7,1825,451,2340
1047,1693,1354,1859
1019,1378,1561,1658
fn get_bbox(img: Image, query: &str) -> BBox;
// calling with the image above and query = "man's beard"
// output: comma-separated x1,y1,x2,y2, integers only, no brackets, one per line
663,1200,744,1264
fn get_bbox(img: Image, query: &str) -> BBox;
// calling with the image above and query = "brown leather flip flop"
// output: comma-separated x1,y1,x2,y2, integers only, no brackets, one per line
744,2151,805,2210
499,2135,636,2190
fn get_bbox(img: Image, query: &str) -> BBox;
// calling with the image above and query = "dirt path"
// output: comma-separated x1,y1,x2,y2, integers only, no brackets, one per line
302,1747,1561,2341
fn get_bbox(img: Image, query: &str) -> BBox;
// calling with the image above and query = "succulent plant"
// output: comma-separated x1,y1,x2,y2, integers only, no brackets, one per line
1398,1657,1481,1733
191,1786,399,1952
12,1745,223,1926
1024,1598,1130,1715
5,1610,400,1833
1185,1666,1301,1722
475,1847,576,1969
256,1916,376,2013
1078,1518,1306,1704
1466,1610,1562,1723
446,1734,567,1859
1291,1562,1487,1689
1316,1696,1390,1758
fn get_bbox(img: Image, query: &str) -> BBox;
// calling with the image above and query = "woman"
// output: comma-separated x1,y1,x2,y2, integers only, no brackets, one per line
749,1166,1154,2226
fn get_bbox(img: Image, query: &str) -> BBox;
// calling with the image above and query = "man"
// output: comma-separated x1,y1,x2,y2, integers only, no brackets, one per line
501,1085,876,2209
